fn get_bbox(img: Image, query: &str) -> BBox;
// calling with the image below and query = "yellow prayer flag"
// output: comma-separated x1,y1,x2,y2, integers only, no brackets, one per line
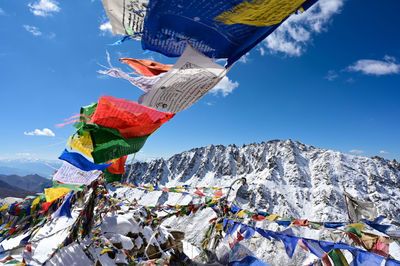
266,214,281,221
31,196,41,213
214,0,306,27
100,248,114,255
4,219,13,229
68,132,94,158
336,249,349,266
0,204,9,212
237,210,246,218
348,223,366,231
45,187,72,202
215,223,224,231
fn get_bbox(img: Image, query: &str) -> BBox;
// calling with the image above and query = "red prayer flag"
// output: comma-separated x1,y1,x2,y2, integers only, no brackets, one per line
345,232,361,245
194,189,206,197
107,156,128,174
214,190,223,198
251,214,265,221
119,58,173,77
292,219,309,226
298,239,309,252
41,201,54,213
91,96,175,138
371,237,390,257
321,253,333,266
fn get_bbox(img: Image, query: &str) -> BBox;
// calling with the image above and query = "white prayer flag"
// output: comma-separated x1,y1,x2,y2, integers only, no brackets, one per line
102,0,148,37
344,191,378,221
98,68,165,92
54,161,102,186
139,45,227,113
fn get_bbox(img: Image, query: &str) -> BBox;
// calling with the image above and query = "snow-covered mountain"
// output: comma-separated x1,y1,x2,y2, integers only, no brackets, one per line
120,139,400,264
2,140,399,265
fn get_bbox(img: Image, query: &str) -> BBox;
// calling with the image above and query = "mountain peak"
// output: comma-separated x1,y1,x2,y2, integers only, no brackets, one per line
122,139,400,264
126,139,400,219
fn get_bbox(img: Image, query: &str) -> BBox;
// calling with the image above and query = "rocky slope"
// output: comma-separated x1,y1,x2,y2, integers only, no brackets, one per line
120,139,400,264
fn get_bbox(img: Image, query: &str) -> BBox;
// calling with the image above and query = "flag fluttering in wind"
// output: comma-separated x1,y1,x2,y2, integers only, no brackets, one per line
344,191,378,222
119,58,173,77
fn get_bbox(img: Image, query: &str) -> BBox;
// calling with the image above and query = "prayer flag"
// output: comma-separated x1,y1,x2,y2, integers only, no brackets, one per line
139,45,227,113
91,95,174,138
344,191,377,222
107,156,128,174
44,187,72,203
54,161,102,185
277,234,299,258
102,0,148,37
141,0,318,66
59,149,111,171
119,58,172,77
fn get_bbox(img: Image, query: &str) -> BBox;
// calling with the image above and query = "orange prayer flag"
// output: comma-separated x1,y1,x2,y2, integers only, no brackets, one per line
119,58,173,77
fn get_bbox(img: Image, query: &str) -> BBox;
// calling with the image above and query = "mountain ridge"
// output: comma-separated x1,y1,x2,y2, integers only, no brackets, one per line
120,139,400,264
0,159,61,177
0,174,52,193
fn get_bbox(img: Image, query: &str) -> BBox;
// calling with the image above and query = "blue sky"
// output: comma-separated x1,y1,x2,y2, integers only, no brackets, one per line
0,0,399,161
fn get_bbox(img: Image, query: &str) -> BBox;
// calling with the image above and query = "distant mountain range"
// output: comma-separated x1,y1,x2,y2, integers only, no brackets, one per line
0,174,52,198
0,180,36,198
0,158,61,178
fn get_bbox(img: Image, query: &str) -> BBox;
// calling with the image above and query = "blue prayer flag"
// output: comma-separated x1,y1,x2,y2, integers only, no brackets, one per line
142,0,318,67
277,234,299,258
59,149,111,171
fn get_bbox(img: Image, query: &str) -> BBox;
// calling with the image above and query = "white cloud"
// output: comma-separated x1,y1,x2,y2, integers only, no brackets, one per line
24,128,55,137
238,53,250,63
325,70,338,81
23,25,42,36
262,0,343,56
347,56,400,76
28,0,60,16
15,152,32,157
258,47,265,56
379,150,389,155
210,76,239,97
0,8,5,15
349,149,364,154
99,21,113,35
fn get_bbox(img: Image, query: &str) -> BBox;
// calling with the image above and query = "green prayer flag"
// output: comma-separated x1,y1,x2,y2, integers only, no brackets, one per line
104,170,122,183
205,196,213,205
38,193,46,201
328,249,348,266
346,226,362,238
52,180,85,191
77,124,148,163
6,260,21,264
309,222,323,229
74,103,97,135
